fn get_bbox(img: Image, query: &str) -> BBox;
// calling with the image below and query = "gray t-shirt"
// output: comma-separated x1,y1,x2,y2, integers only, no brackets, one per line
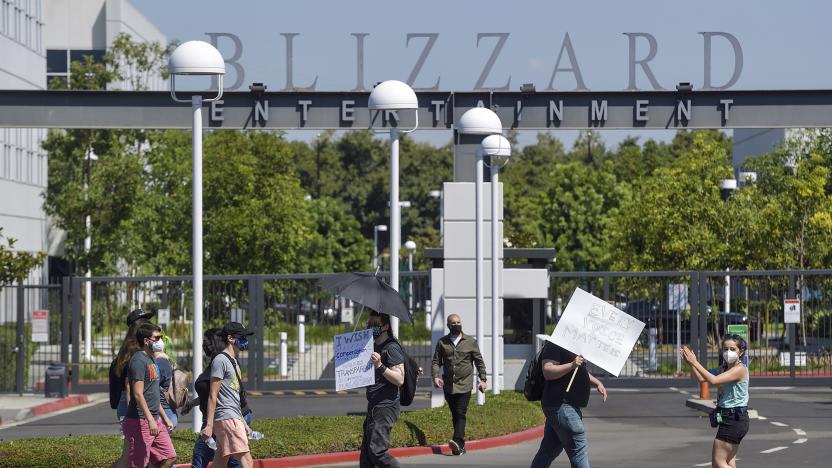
125,351,160,419
210,353,244,421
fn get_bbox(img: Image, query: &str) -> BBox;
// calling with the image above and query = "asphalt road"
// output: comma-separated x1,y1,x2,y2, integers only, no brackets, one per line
2,386,830,467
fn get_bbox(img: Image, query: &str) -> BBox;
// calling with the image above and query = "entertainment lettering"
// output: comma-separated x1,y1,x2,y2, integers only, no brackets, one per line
333,329,375,391
549,288,645,376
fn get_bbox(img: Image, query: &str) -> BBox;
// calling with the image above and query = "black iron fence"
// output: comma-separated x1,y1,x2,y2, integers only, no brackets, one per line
3,269,830,393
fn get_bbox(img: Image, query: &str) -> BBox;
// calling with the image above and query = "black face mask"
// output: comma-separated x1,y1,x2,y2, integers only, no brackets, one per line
448,324,462,335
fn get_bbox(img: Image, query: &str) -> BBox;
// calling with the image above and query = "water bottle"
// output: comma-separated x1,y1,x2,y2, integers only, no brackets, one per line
249,431,264,440
206,437,217,450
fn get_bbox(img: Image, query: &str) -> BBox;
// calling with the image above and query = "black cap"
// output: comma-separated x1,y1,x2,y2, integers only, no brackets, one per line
222,321,254,337
126,308,155,326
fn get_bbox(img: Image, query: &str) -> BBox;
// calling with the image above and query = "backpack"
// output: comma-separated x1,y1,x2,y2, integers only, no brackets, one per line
523,341,549,402
165,362,192,412
389,337,422,406
108,358,123,410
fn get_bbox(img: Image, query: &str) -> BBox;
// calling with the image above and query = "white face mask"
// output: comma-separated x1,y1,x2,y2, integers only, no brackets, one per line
151,339,165,353
723,350,739,364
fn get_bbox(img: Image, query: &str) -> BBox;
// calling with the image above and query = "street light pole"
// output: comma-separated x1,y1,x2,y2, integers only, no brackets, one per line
373,224,387,270
168,40,224,433
369,80,419,339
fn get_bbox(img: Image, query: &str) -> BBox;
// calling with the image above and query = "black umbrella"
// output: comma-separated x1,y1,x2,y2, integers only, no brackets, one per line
319,272,412,324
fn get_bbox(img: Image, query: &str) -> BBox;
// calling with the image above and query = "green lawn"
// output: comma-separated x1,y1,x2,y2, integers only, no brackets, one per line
0,391,544,467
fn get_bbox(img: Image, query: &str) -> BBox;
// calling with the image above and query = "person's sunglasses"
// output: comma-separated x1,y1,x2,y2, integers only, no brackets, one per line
148,335,162,342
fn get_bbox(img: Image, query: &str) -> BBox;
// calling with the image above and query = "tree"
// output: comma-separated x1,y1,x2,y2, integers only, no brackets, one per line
0,228,45,285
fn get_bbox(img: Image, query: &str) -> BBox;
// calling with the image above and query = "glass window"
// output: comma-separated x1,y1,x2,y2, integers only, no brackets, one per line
504,299,534,344
46,49,67,73
70,49,105,64
46,75,67,89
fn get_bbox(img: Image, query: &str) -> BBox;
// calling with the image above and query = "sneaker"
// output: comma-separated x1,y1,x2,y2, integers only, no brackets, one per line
449,439,461,455
459,447,466,455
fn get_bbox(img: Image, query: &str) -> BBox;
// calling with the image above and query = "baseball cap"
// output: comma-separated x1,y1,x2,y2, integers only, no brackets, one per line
126,308,155,326
222,321,254,337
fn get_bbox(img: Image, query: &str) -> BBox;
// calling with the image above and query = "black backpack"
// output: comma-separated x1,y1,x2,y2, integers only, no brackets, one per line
523,341,549,401
389,337,421,406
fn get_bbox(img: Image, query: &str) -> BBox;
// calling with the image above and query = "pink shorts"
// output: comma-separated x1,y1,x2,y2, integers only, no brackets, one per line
214,417,250,458
122,417,176,467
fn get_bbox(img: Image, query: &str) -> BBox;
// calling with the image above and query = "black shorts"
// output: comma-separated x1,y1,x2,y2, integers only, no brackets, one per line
715,413,750,444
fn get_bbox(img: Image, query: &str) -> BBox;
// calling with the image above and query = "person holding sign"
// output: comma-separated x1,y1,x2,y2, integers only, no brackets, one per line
681,334,750,468
530,342,607,468
360,311,405,468
431,313,487,455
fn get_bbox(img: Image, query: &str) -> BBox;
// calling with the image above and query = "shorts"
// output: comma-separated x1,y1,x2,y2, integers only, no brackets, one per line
215,417,250,458
123,417,176,468
715,413,750,444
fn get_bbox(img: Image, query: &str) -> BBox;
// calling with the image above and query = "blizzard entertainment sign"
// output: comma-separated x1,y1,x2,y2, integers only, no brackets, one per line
206,31,743,92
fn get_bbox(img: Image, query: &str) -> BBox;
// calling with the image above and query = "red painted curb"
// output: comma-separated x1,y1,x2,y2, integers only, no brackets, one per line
28,395,89,417
176,425,543,468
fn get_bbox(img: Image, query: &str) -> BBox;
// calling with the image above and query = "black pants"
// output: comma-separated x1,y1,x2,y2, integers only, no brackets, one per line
360,404,402,468
445,391,472,447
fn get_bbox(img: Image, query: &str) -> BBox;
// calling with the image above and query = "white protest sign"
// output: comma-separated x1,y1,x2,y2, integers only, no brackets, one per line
784,299,800,324
548,288,645,377
334,329,375,391
31,309,49,343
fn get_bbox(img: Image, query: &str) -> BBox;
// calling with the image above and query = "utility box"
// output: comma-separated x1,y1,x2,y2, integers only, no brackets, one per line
44,363,68,398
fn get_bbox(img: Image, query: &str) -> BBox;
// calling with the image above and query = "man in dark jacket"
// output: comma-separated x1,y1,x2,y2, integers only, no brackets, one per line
431,313,487,455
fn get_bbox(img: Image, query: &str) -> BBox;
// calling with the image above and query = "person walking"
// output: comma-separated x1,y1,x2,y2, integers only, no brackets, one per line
122,322,176,468
430,313,487,455
530,342,607,468
202,322,255,468
360,311,405,468
681,334,750,468
152,335,178,429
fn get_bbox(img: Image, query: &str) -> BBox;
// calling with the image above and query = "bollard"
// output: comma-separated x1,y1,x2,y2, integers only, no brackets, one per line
699,381,710,400
298,314,306,354
279,332,288,377
424,300,432,331
648,327,657,372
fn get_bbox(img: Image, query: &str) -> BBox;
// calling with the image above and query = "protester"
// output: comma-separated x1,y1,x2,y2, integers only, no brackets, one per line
152,336,178,429
430,313,487,455
530,342,607,468
681,334,750,468
187,328,254,468
202,322,255,468
360,311,405,468
122,322,176,468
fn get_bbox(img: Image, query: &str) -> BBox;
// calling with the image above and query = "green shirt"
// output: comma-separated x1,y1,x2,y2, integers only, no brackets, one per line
431,333,487,394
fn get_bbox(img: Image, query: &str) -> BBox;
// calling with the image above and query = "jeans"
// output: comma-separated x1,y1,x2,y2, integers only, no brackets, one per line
359,404,401,468
444,391,471,448
530,404,590,468
191,411,253,468
164,407,178,429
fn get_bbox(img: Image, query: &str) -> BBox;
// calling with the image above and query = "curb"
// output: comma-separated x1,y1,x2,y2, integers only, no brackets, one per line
13,395,90,422
685,398,759,419
175,425,544,468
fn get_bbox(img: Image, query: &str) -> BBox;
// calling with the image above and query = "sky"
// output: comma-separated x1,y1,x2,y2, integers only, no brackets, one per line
133,0,832,149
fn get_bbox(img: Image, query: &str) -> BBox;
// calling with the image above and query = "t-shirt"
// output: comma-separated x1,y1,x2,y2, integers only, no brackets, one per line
210,353,244,421
156,356,173,412
125,351,160,419
540,343,591,408
366,338,404,408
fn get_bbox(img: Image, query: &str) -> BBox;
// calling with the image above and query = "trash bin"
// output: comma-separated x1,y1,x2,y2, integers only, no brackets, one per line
45,363,67,398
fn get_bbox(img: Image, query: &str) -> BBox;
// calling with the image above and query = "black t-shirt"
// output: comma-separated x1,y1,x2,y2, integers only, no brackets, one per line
541,343,591,408
366,338,404,408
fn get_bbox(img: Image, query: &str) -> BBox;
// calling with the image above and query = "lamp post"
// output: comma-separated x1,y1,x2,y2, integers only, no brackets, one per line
369,80,419,338
457,107,503,405
720,178,737,316
404,240,416,314
429,189,443,244
373,224,388,270
83,147,97,361
481,134,511,395
168,40,225,433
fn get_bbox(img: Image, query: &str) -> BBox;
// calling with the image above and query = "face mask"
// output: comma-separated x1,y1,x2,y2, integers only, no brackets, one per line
448,324,462,335
370,325,383,338
236,337,249,351
723,350,739,364
151,338,164,353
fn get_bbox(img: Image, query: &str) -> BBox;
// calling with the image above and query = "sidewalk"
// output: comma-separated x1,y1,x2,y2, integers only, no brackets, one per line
0,393,107,429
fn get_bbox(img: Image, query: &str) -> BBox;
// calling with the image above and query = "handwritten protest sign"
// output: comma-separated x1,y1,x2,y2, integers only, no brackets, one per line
549,288,645,377
334,329,374,391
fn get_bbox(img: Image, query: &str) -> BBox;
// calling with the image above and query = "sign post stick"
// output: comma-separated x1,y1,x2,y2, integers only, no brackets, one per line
565,366,579,392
